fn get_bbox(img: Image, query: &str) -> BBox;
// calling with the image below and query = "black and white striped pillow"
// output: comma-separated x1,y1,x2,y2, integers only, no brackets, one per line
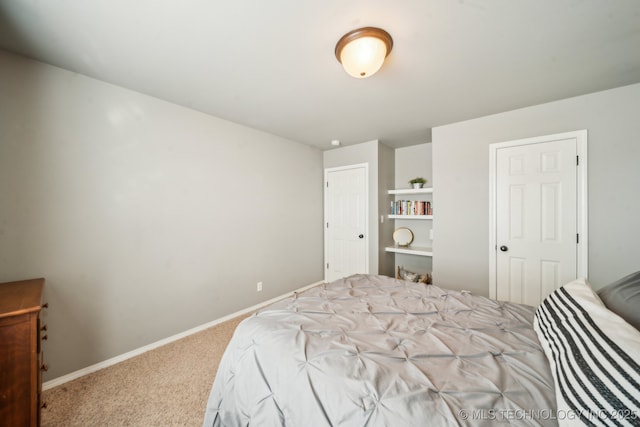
534,278,640,426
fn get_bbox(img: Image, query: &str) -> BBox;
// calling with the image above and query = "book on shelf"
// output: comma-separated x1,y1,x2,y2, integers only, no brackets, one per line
390,200,433,216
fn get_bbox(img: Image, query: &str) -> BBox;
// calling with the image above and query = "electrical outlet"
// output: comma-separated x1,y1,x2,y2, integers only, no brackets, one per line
257,282,263,292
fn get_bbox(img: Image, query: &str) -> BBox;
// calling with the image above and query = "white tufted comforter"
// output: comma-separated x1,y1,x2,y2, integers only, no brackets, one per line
203,274,557,426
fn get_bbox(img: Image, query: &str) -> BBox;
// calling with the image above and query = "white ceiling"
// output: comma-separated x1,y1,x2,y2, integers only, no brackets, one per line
1,1,639,150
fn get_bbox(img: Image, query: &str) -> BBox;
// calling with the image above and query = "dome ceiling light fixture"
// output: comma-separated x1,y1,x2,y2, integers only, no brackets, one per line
335,27,393,79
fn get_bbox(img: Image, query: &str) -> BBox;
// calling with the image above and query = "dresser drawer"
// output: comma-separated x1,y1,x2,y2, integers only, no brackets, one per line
0,278,45,427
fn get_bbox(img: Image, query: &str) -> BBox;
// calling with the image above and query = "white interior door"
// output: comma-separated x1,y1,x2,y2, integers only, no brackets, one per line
490,131,588,306
324,164,368,282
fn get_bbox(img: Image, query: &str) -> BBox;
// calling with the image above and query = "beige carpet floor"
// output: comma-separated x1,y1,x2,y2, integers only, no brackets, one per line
41,313,251,427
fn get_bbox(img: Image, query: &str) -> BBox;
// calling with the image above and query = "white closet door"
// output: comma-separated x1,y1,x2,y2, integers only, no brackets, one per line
324,164,368,282
493,133,584,307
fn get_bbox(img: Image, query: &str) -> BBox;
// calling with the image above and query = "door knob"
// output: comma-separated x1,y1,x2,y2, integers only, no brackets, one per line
358,234,364,239
499,245,508,252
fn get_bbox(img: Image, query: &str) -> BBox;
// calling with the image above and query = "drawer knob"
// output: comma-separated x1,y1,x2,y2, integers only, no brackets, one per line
41,363,49,371
41,324,48,332
42,402,48,409
41,334,48,341
42,302,49,309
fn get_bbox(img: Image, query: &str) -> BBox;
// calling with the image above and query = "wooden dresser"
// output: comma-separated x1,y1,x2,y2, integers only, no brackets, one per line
0,278,46,427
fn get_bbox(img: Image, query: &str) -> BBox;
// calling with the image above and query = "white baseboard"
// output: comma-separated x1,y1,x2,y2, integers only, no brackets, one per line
43,279,324,391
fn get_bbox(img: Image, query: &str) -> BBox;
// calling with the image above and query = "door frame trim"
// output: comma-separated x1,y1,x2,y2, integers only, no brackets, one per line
323,163,370,282
488,130,588,300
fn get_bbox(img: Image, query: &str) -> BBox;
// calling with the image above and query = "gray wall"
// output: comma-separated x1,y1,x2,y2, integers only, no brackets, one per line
395,143,433,188
0,51,324,380
432,83,640,296
378,143,395,277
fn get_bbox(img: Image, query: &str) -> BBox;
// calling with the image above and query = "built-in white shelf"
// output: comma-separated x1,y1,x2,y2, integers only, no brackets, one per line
388,215,433,220
385,245,433,257
388,188,433,195
387,187,433,259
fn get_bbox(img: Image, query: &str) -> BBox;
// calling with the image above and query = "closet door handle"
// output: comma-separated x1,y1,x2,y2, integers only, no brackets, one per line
499,245,508,252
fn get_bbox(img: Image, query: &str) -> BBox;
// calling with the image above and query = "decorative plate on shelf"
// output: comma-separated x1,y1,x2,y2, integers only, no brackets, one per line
393,227,414,247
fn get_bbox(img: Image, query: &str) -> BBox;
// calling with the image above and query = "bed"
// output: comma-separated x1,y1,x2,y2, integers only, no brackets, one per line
203,274,640,426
